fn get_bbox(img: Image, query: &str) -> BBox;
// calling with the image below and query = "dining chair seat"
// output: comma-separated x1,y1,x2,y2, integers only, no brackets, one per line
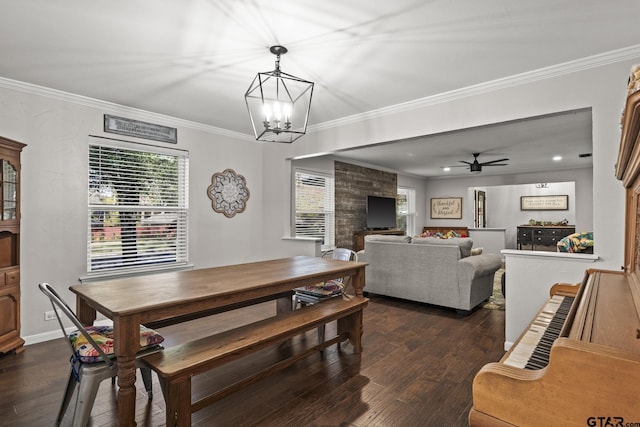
39,283,164,427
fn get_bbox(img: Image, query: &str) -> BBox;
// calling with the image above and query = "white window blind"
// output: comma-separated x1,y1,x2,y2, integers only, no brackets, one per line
294,169,335,250
87,139,189,274
397,187,416,236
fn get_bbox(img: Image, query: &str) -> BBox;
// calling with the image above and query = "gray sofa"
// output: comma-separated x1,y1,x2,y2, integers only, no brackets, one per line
359,235,502,313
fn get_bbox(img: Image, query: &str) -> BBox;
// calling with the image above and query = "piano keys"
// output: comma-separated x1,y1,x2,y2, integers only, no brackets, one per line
502,295,574,369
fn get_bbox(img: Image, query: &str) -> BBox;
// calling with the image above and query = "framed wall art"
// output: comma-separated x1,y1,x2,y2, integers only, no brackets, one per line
520,195,568,211
104,114,177,144
430,197,462,219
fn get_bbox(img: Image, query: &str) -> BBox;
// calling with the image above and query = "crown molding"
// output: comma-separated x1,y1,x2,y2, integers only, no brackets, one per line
308,44,640,133
0,77,255,142
2,44,639,139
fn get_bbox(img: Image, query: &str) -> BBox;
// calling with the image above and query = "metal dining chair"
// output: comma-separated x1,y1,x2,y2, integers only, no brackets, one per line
39,283,163,427
293,248,358,343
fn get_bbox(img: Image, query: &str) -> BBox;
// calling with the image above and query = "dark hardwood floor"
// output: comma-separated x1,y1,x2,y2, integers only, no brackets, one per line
0,295,505,426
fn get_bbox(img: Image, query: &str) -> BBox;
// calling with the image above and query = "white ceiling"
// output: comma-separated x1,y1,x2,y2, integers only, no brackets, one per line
332,108,593,178
1,1,638,177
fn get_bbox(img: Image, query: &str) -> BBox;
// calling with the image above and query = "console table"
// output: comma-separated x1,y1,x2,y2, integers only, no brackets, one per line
353,229,405,251
517,225,575,251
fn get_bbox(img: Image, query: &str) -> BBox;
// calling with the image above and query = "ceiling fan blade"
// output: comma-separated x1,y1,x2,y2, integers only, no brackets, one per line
459,161,473,165
483,163,508,166
480,158,509,166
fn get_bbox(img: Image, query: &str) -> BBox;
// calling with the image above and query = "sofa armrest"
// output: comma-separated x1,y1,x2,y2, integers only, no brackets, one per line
457,253,502,311
458,253,502,283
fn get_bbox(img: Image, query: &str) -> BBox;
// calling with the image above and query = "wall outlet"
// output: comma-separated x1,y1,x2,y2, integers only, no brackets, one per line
44,310,57,321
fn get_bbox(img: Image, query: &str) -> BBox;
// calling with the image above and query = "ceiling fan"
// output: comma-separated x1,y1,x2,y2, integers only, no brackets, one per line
457,153,509,173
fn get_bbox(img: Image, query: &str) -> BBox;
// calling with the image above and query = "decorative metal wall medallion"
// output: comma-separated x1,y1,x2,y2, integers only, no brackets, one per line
207,169,250,218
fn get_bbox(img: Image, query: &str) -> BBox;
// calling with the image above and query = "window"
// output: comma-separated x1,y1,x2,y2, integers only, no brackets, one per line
294,169,335,250
397,187,416,236
87,138,189,275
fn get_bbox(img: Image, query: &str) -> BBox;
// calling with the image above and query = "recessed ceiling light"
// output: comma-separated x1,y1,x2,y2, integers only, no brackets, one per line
553,155,562,161
443,167,451,172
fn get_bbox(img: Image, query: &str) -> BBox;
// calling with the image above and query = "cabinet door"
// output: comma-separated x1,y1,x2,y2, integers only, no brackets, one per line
0,292,18,336
1,159,18,221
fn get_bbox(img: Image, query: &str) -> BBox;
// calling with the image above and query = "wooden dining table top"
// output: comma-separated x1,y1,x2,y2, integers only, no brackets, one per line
70,255,367,321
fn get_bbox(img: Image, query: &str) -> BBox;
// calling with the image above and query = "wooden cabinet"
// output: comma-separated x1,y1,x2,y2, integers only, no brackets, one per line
517,225,575,251
353,229,405,252
0,136,25,354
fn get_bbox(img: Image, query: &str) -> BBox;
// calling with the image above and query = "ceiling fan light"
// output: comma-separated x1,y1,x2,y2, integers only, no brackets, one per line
470,163,482,173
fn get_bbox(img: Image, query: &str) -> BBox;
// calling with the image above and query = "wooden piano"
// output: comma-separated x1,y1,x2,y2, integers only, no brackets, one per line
469,77,640,426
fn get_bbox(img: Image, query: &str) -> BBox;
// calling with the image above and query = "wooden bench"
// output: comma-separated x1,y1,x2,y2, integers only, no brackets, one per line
143,295,368,426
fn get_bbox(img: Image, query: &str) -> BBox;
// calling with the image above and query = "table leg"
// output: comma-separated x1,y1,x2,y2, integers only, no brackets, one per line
276,293,293,314
113,315,141,427
338,309,363,353
165,378,192,426
75,298,97,325
352,266,365,297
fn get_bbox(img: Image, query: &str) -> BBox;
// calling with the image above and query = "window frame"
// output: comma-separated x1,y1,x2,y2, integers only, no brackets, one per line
292,168,335,251
397,187,416,236
86,136,189,278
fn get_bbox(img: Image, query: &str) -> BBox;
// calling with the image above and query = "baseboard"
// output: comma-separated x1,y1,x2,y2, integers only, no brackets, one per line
24,329,66,345
23,318,114,346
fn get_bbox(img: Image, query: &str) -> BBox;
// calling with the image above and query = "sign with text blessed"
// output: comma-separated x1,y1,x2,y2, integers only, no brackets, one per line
430,197,462,219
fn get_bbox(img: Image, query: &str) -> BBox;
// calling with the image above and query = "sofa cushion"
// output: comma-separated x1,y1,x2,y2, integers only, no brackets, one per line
411,237,473,258
364,235,412,243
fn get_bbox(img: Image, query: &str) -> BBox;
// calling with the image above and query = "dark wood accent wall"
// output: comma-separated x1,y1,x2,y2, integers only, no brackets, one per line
334,161,397,249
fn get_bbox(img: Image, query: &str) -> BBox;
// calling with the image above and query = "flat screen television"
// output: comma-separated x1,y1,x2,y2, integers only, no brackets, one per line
366,195,397,230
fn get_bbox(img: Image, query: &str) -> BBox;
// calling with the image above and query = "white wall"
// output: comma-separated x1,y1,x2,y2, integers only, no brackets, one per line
483,181,577,249
0,84,321,342
485,182,576,227
425,168,591,238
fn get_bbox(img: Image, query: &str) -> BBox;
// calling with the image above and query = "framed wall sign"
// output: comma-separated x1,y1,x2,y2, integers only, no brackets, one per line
520,195,568,211
104,114,177,144
430,197,463,219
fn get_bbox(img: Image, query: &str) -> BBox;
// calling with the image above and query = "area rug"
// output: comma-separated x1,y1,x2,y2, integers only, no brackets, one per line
482,268,505,311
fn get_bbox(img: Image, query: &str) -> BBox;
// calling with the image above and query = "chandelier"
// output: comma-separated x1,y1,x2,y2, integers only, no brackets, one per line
244,45,314,143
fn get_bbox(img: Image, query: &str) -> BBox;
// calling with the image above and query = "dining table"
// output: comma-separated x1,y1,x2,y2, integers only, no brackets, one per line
70,255,366,426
